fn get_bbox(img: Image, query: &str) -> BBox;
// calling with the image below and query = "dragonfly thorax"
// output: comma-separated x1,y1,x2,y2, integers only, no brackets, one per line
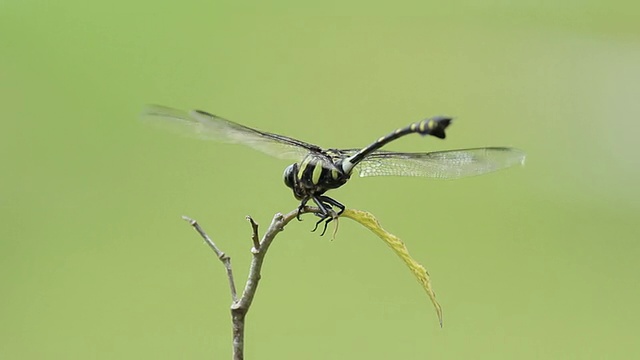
283,152,351,201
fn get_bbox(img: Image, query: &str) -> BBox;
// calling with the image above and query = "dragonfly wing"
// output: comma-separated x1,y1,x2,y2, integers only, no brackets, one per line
142,105,317,160
353,147,526,179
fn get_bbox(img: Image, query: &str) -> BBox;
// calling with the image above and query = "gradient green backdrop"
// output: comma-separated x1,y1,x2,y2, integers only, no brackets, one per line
2,1,639,359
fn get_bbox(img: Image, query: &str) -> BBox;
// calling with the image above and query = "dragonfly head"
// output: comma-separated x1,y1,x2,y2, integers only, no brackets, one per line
283,163,296,189
283,163,305,200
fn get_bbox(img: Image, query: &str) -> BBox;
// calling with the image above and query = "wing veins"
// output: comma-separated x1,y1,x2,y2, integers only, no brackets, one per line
352,147,526,179
142,105,319,160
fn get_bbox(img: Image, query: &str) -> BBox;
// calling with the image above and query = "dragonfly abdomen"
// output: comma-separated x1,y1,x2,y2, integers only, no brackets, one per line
342,116,452,173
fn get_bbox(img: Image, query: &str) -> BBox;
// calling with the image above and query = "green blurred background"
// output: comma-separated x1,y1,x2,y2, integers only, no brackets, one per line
2,1,639,359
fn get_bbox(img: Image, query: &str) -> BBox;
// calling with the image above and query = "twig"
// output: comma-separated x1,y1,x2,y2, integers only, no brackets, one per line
183,207,320,360
182,216,238,302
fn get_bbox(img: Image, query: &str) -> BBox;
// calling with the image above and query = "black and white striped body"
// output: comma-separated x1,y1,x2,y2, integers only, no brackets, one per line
283,149,351,227
283,116,452,231
283,150,351,201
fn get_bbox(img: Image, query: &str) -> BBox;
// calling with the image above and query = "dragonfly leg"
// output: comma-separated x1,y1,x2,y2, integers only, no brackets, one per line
310,196,335,235
296,198,310,221
312,196,345,236
318,217,333,236
318,196,345,216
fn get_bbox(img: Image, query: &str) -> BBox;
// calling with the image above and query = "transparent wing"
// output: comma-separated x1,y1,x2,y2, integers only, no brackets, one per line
142,105,319,160
351,147,526,179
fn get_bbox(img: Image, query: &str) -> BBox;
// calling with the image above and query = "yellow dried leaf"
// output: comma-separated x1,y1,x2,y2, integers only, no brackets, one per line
342,209,443,327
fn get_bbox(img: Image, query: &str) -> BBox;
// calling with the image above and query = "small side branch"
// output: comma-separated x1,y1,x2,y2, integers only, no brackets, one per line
245,216,260,250
182,216,238,302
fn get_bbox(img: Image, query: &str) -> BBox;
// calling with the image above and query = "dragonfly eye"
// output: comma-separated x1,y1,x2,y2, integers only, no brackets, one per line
283,164,297,189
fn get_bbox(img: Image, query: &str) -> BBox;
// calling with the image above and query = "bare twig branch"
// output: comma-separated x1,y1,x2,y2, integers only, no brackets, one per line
182,216,238,302
183,207,320,360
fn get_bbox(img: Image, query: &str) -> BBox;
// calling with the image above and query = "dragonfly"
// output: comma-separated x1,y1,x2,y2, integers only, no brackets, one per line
143,105,525,235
